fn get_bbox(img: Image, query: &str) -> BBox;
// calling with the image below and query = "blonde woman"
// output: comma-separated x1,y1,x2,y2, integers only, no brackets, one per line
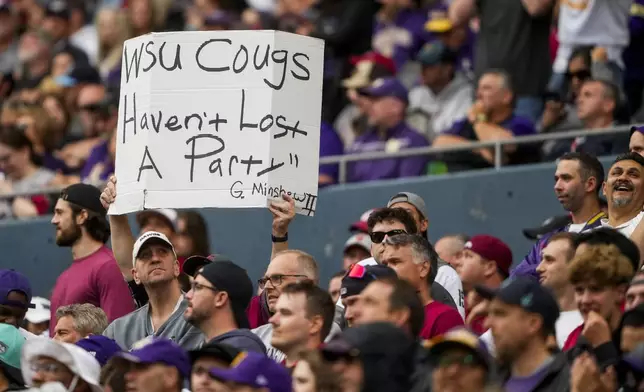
96,6,132,81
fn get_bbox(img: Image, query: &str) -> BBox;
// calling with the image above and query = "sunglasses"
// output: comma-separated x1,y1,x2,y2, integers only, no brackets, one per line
369,229,406,244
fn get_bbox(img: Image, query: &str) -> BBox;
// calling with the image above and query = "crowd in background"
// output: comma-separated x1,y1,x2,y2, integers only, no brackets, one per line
1,0,644,219
5,0,644,392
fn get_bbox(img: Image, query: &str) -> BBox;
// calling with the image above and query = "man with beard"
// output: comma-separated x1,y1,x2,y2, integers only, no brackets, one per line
103,231,204,350
49,183,134,336
184,257,265,353
513,152,606,279
482,277,570,392
602,153,644,237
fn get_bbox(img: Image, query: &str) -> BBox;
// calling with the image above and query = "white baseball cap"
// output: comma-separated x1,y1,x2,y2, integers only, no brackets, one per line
21,338,102,392
25,297,51,324
344,233,372,253
131,231,176,267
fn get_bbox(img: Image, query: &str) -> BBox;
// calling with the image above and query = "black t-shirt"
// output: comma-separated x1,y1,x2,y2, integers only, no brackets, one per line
475,0,553,97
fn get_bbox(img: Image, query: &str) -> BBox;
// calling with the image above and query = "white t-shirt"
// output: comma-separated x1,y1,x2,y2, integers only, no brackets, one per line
558,0,631,47
336,257,466,319
601,211,644,238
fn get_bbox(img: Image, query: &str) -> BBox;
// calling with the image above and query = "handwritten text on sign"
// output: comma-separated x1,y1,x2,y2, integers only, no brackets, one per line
108,30,324,216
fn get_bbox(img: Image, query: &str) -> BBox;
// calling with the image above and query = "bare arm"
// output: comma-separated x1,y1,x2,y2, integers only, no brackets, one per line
100,176,136,280
473,122,517,153
449,0,476,27
268,194,295,260
520,0,555,16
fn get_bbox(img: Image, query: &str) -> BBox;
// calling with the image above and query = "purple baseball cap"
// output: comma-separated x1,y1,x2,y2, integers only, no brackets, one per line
209,351,291,392
115,337,190,378
630,126,644,136
357,77,408,103
76,336,123,366
0,270,34,309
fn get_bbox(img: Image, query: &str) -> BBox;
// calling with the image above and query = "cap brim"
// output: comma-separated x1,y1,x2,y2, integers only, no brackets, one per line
428,341,489,369
208,367,251,386
183,257,211,277
189,344,240,364
473,285,498,301
25,310,50,323
425,19,453,33
522,228,543,240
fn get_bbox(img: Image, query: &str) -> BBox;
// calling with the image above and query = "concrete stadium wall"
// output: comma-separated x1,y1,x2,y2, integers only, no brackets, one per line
0,157,618,297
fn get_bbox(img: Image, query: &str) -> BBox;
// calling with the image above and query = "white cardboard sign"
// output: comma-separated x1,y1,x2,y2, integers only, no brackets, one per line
109,30,324,217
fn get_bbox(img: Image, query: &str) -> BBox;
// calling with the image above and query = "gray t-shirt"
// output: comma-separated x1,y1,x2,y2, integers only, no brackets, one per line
103,299,204,351
475,0,553,96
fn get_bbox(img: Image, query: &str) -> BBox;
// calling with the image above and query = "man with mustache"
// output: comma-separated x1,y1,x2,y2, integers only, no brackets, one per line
513,152,606,279
601,153,644,237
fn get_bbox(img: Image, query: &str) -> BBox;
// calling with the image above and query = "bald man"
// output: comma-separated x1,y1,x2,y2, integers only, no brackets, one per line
435,235,468,267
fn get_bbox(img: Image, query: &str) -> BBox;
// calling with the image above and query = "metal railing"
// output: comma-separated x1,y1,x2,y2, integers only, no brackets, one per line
0,124,636,200
319,124,636,183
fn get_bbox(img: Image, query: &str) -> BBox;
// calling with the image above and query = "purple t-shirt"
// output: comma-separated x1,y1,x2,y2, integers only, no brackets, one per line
445,115,536,139
373,8,429,70
80,140,114,182
346,122,429,182
319,122,343,185
504,357,554,392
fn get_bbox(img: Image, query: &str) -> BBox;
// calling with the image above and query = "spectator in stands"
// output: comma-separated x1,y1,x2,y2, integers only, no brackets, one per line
482,277,570,391
21,337,102,391
41,0,90,66
624,0,644,116
346,77,429,183
0,269,33,334
319,122,343,186
545,78,627,160
434,234,468,267
14,30,52,91
424,328,493,392
0,324,25,391
0,125,55,219
424,5,475,80
630,126,644,156
49,183,134,331
173,210,210,260
453,234,510,294
327,271,343,303
53,303,108,343
433,69,538,172
293,349,343,392
563,244,634,364
602,153,644,237
184,257,266,352
0,1,18,76
81,127,115,184
342,233,372,271
449,0,553,122
371,0,427,72
75,335,122,367
189,341,240,392
14,105,67,174
112,337,190,392
340,264,397,327
95,6,130,81
513,152,606,279
354,276,425,338
137,208,177,239
408,41,473,138
626,272,644,310
209,351,293,392
268,281,335,369
322,322,417,392
380,234,463,339
24,296,50,337
535,232,584,348
103,231,204,350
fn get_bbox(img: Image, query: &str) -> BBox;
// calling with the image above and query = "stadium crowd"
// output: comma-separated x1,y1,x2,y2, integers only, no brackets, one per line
3,0,644,391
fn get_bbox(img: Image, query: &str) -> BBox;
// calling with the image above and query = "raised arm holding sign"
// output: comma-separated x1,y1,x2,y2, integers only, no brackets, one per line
109,30,324,217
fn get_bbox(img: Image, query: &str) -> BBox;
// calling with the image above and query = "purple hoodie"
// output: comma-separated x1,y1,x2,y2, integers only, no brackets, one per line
373,8,430,70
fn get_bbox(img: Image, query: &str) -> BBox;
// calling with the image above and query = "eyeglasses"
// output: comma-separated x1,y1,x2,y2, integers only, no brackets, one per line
257,274,308,290
436,353,483,368
190,281,218,293
30,362,67,374
369,229,406,244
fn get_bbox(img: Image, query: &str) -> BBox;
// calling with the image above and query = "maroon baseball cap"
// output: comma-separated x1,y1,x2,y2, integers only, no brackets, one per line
464,235,513,276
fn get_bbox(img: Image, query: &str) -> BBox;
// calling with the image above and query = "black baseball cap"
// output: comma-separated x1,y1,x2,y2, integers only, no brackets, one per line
44,0,70,19
475,277,560,332
189,341,241,364
522,215,572,240
183,254,218,277
197,260,253,329
60,183,106,215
